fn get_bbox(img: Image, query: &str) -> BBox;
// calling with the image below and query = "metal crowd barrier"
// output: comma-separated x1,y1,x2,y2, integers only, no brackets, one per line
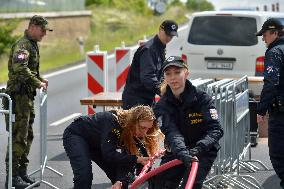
27,88,63,189
0,93,13,189
191,77,268,189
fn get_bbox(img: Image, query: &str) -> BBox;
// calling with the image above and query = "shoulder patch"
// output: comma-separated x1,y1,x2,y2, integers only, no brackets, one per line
209,109,218,120
13,50,29,63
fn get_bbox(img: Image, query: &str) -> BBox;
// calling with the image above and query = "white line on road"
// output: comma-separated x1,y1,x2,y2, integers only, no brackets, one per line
50,113,82,127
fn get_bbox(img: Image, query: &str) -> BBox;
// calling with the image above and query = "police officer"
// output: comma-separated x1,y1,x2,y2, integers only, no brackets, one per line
256,18,284,189
63,105,163,189
4,15,52,188
152,56,223,189
122,20,178,110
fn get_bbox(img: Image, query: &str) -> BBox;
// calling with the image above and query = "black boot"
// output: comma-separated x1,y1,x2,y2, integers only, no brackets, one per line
5,176,30,189
19,170,40,187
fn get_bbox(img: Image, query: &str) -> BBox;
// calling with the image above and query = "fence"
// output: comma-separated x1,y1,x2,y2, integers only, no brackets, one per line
0,93,13,189
0,0,85,13
190,77,269,189
27,88,63,189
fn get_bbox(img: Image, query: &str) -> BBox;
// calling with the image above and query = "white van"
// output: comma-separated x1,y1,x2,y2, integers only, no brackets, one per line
180,11,284,96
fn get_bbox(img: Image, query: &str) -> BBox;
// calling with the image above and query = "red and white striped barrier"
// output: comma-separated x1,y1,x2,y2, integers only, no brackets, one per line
115,42,132,92
86,45,108,114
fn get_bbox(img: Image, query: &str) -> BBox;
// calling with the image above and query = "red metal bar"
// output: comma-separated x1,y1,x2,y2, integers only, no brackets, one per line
130,156,199,189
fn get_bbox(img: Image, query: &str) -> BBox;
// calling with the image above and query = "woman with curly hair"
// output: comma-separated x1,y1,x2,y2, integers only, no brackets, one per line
63,105,163,189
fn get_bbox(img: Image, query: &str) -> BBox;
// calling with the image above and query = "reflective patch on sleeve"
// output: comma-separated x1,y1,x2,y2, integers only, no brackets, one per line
13,51,29,63
267,66,274,74
209,109,218,120
157,116,163,128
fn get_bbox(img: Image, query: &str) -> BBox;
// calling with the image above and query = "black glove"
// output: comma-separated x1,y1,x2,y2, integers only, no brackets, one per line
179,154,194,169
189,146,203,157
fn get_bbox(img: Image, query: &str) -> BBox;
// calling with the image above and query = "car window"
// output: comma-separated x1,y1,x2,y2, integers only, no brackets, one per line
188,16,258,46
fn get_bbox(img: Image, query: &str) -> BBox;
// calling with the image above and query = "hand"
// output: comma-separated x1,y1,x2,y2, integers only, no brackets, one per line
179,154,194,169
42,79,48,87
257,114,265,125
39,82,47,91
137,156,150,165
189,146,202,157
111,181,122,189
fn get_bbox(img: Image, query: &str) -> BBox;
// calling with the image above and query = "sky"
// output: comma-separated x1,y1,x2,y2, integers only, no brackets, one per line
208,0,283,11
180,0,284,12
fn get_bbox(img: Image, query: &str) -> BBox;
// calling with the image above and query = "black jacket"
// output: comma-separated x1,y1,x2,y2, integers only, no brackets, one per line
122,35,166,104
65,111,148,185
154,80,223,158
257,37,284,115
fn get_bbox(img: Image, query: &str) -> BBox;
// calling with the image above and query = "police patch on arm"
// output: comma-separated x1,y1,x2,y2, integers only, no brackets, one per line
13,50,29,63
209,109,218,120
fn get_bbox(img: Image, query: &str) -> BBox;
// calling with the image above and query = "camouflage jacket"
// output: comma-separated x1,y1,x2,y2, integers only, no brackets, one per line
6,30,43,96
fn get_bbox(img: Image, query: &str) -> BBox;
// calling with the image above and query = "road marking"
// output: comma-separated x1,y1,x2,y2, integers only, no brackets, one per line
50,113,82,127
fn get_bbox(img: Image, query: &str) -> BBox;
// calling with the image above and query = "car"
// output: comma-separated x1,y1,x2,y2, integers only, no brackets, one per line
180,11,284,97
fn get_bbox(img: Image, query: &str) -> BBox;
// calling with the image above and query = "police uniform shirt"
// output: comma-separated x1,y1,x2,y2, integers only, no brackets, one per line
154,80,223,156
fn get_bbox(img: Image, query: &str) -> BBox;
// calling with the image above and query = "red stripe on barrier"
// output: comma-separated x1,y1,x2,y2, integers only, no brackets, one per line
88,105,95,114
116,49,128,63
89,55,104,70
88,73,104,94
117,66,130,91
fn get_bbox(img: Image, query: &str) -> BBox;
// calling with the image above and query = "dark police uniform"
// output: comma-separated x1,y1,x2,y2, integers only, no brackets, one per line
122,35,166,109
63,111,148,189
257,36,284,187
153,80,223,189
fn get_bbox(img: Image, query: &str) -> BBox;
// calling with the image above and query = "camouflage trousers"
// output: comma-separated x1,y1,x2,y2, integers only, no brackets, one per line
5,94,35,176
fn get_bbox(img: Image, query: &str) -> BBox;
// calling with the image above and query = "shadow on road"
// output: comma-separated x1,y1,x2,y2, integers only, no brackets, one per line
263,174,282,189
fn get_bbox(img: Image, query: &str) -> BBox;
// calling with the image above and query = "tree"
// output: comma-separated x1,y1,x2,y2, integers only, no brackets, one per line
186,0,214,11
0,19,19,57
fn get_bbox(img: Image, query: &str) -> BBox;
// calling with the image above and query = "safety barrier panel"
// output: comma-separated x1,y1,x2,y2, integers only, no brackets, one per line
115,42,134,92
190,76,268,189
86,45,108,114
0,93,13,189
27,89,63,189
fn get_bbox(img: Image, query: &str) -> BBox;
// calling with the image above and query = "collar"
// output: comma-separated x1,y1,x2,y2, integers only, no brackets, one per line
153,35,166,49
267,36,284,50
24,30,38,43
165,80,197,106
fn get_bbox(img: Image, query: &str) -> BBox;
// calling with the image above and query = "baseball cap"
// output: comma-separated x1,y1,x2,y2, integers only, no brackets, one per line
160,20,178,37
162,56,188,72
256,18,283,36
29,15,53,32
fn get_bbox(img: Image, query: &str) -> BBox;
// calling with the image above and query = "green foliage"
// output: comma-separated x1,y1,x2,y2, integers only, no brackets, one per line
186,0,214,11
0,19,20,57
85,0,110,6
86,0,150,15
170,0,183,6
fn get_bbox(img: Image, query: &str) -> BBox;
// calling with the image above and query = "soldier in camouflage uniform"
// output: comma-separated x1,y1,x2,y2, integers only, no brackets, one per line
4,15,52,189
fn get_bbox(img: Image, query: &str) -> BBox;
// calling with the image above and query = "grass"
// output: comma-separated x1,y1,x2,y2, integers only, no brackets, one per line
0,5,188,84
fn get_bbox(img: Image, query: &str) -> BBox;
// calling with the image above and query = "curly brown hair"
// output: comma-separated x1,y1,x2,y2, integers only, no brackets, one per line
115,105,163,157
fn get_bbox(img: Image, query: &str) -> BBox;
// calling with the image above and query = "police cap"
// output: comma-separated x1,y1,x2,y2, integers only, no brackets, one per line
162,56,188,72
160,20,178,37
256,18,283,36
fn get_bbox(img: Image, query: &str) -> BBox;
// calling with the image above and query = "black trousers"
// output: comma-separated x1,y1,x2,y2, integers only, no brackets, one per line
151,150,217,189
268,112,284,183
63,129,116,189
